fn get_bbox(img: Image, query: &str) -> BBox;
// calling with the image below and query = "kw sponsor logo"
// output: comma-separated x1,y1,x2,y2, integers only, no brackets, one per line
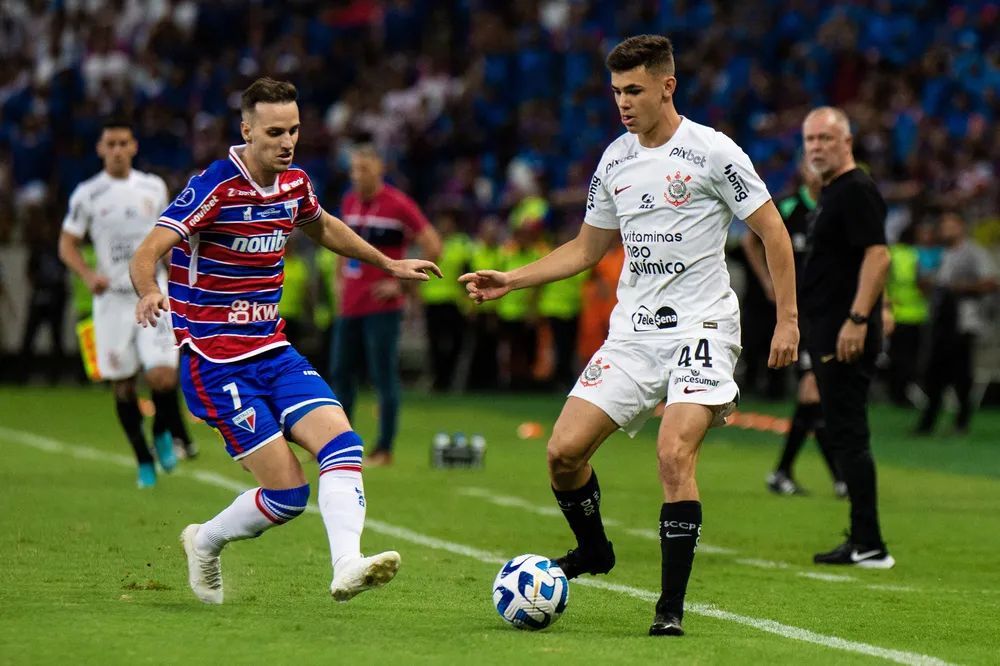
230,230,288,254
190,195,219,225
229,300,280,324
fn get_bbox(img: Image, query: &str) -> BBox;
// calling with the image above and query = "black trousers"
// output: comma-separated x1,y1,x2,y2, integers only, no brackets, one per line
809,350,885,547
741,295,786,399
919,331,975,432
499,319,537,391
20,294,67,381
425,303,464,391
887,322,923,405
547,316,579,387
468,312,499,390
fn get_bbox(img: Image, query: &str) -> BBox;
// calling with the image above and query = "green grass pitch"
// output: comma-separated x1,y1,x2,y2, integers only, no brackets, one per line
1,386,999,665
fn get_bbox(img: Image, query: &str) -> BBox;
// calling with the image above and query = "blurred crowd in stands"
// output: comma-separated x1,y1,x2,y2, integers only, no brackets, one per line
1,0,999,404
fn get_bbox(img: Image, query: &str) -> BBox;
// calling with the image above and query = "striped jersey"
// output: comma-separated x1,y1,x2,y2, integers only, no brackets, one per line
157,145,322,362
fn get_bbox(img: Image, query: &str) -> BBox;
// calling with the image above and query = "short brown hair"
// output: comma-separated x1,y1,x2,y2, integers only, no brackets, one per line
606,35,675,76
241,78,298,116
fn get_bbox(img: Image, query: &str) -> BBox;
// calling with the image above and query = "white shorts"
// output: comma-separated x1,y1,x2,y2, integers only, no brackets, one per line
568,337,741,437
93,291,178,380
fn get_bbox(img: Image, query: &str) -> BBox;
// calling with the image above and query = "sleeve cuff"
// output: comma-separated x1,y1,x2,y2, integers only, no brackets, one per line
157,219,188,238
732,192,772,221
584,214,619,230
295,208,323,226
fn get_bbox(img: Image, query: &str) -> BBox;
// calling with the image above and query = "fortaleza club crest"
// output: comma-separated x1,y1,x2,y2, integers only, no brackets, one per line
233,406,257,433
580,357,611,387
664,171,692,207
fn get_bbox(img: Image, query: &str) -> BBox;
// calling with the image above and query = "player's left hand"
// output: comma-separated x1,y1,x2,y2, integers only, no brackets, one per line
136,292,169,328
836,320,867,363
768,319,799,369
387,258,442,281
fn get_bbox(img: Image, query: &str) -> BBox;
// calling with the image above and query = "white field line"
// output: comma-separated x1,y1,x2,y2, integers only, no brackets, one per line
0,426,960,666
799,572,858,583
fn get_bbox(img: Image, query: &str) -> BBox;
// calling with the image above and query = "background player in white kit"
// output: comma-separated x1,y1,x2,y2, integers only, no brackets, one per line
59,118,195,488
461,35,799,636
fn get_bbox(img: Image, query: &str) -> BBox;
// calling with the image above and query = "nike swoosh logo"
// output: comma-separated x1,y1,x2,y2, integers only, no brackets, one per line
821,354,835,363
683,387,708,394
850,549,881,562
614,185,632,195
663,533,691,539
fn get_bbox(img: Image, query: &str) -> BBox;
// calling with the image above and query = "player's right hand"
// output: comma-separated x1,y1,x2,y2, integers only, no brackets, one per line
458,270,512,304
86,273,111,295
135,292,169,328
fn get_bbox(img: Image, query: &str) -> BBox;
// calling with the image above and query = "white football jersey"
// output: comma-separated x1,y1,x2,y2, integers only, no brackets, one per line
62,170,170,294
585,118,771,344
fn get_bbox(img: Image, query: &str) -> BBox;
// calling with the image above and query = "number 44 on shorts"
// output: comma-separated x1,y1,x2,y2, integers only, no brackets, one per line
678,339,713,368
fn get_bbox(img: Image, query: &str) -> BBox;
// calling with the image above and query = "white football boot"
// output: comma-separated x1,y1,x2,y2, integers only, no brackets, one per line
180,524,223,604
330,551,401,602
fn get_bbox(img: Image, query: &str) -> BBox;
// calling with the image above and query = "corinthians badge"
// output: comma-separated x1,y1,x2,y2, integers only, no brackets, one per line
580,357,611,387
664,171,692,207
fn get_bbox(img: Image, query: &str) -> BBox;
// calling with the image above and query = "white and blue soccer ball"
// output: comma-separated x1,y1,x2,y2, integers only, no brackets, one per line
492,554,569,630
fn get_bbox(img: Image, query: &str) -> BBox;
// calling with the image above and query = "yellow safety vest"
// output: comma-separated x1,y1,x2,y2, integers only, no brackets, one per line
497,244,541,321
421,233,471,305
887,244,929,324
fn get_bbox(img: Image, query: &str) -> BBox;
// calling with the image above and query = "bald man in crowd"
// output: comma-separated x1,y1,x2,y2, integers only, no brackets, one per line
798,107,895,569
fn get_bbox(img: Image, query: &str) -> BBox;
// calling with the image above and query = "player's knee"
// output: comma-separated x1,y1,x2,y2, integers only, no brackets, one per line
112,378,137,401
656,437,698,484
258,484,310,524
145,366,177,391
546,433,589,476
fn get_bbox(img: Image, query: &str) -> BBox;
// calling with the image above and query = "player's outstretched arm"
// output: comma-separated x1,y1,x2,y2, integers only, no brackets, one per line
130,226,182,327
459,223,618,304
302,209,443,281
745,201,799,368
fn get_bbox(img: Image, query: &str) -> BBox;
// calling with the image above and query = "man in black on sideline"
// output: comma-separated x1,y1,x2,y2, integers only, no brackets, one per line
744,161,845,498
799,107,895,569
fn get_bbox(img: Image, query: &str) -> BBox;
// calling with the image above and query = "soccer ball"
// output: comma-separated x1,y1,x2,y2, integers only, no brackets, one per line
492,554,569,630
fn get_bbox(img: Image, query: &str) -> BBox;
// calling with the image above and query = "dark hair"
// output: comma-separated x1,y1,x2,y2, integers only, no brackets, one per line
101,116,133,133
606,35,675,76
350,131,381,159
241,77,298,115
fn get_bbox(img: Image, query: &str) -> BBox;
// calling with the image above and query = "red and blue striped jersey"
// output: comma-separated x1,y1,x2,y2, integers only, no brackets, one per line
157,145,322,363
